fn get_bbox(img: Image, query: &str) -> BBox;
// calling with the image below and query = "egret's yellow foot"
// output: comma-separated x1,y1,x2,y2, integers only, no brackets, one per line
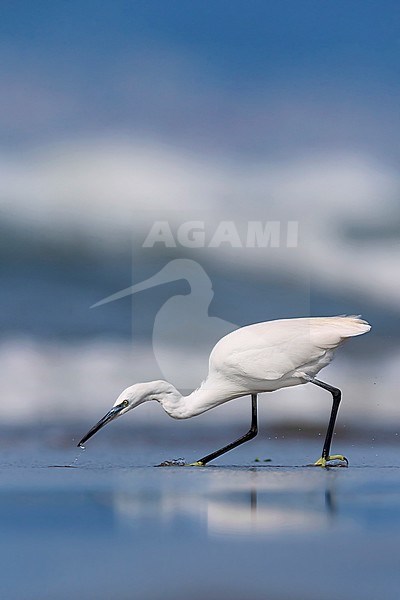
313,454,348,468
187,461,205,467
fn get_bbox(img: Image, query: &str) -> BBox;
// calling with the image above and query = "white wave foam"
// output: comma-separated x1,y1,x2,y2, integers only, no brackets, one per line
1,139,399,307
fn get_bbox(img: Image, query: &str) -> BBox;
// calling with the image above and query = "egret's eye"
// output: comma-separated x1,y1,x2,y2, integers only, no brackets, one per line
122,400,129,408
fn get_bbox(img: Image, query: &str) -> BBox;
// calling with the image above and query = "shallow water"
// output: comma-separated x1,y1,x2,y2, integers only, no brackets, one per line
0,433,399,600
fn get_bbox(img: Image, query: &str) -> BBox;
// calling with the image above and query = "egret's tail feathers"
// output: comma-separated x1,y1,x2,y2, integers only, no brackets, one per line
310,315,371,350
335,315,371,338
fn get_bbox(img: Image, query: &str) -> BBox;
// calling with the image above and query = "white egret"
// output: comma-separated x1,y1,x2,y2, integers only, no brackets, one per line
78,315,371,467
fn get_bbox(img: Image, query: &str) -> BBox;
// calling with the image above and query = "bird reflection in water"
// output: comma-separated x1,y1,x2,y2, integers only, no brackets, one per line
109,470,339,537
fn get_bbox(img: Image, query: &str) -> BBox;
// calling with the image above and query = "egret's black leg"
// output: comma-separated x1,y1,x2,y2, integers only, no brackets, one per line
190,394,258,466
309,377,348,467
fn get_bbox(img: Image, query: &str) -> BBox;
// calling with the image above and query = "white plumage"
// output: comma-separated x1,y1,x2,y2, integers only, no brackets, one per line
209,316,370,391
78,315,371,467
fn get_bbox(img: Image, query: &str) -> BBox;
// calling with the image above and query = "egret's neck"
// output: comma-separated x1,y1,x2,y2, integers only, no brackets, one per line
158,378,243,419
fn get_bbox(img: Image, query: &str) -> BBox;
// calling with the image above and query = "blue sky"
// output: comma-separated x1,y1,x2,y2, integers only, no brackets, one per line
1,1,399,159
2,1,399,78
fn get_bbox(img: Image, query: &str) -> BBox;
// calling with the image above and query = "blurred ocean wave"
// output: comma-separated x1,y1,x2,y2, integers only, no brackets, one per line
1,139,399,309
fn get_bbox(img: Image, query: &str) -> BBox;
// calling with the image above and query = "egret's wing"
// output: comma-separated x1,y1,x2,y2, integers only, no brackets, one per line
209,316,370,382
209,321,317,380
220,334,325,380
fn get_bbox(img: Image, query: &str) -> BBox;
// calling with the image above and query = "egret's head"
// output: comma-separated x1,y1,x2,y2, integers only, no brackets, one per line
77,381,175,447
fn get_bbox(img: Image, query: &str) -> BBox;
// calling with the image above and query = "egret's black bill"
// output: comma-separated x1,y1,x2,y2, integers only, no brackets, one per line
77,405,124,447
